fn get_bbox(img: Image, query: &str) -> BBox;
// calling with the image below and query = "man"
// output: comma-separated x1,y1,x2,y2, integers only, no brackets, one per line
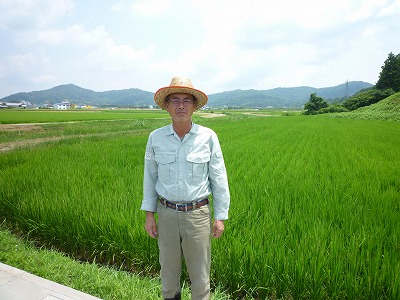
141,77,230,300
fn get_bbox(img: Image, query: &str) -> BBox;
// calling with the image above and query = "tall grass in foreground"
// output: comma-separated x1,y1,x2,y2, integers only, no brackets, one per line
1,133,156,267
0,225,163,299
1,114,399,299
212,116,400,299
0,226,231,300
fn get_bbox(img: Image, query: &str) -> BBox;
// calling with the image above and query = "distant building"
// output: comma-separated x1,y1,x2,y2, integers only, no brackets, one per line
54,101,71,110
0,101,29,108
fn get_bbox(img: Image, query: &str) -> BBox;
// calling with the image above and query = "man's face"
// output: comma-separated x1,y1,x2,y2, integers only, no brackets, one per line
165,93,196,122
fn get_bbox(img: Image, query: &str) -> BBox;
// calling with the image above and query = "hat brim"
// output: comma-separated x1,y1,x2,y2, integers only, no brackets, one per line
154,86,208,110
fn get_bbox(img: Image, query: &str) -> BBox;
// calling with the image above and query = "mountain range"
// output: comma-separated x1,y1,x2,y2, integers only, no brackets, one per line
1,81,373,108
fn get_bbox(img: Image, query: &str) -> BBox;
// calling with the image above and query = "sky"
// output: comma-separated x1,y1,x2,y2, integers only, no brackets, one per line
1,0,400,98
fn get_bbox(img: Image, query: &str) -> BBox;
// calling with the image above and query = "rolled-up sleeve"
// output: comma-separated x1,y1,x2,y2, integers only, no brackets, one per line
141,134,159,212
209,134,230,220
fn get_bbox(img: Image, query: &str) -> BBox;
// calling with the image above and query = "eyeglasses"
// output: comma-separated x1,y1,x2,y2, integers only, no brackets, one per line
169,99,194,106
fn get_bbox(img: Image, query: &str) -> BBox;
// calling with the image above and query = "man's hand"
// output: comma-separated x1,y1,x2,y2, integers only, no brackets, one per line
212,220,225,238
145,211,158,238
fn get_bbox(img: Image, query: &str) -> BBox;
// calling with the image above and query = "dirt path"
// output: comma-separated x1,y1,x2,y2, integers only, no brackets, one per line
0,124,44,131
0,124,149,152
0,137,64,152
0,123,52,152
0,114,226,152
196,112,227,118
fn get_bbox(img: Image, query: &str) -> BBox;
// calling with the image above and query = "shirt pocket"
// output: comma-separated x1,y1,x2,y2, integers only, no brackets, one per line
155,153,176,183
186,151,211,182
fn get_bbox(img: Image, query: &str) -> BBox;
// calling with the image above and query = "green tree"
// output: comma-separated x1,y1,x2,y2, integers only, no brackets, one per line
376,52,400,92
304,93,329,115
342,88,395,111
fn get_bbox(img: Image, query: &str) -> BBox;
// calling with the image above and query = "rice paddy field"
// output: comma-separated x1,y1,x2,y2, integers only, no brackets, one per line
1,109,399,299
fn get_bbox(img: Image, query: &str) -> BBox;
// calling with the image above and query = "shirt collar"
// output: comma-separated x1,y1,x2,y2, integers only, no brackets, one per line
165,123,198,136
190,123,198,133
166,124,175,136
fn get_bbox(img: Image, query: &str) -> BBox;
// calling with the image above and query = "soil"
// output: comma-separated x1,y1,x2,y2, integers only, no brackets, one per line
196,113,226,118
0,123,61,152
0,137,63,152
0,115,226,152
0,124,43,131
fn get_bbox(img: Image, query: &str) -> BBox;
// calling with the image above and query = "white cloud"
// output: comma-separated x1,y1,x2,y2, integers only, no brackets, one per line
8,53,36,70
0,0,74,30
86,41,152,72
112,0,171,16
1,0,399,98
377,0,400,17
0,65,6,78
23,25,106,46
31,74,58,84
19,23,154,73
30,29,66,46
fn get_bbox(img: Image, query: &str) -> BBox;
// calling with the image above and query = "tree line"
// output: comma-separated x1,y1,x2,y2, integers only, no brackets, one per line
304,52,400,115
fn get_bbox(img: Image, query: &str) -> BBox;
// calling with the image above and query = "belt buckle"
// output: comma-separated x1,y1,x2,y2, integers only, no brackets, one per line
176,203,185,212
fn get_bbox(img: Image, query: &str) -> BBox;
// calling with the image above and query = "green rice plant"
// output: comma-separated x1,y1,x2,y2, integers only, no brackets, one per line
0,109,168,124
208,116,400,299
0,111,170,145
1,113,399,299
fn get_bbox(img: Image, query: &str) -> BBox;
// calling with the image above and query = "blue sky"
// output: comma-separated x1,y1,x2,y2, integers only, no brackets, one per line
1,0,400,98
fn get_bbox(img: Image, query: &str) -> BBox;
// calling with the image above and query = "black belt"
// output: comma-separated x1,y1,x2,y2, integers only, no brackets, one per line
159,198,209,212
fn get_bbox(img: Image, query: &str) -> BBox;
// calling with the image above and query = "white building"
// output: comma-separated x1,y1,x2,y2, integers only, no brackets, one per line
0,101,28,108
54,101,71,110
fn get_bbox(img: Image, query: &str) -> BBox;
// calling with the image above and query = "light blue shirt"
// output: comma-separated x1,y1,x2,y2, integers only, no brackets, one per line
141,123,230,220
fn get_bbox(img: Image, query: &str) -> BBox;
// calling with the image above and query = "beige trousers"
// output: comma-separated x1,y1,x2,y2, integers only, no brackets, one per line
157,202,212,300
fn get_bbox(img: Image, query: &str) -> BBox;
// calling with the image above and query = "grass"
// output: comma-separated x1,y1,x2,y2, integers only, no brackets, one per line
214,116,400,299
0,109,169,124
0,225,230,299
0,224,162,299
1,110,400,299
332,91,400,121
0,109,170,144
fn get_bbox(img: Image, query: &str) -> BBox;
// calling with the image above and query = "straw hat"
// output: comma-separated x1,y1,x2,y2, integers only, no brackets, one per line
154,77,208,110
